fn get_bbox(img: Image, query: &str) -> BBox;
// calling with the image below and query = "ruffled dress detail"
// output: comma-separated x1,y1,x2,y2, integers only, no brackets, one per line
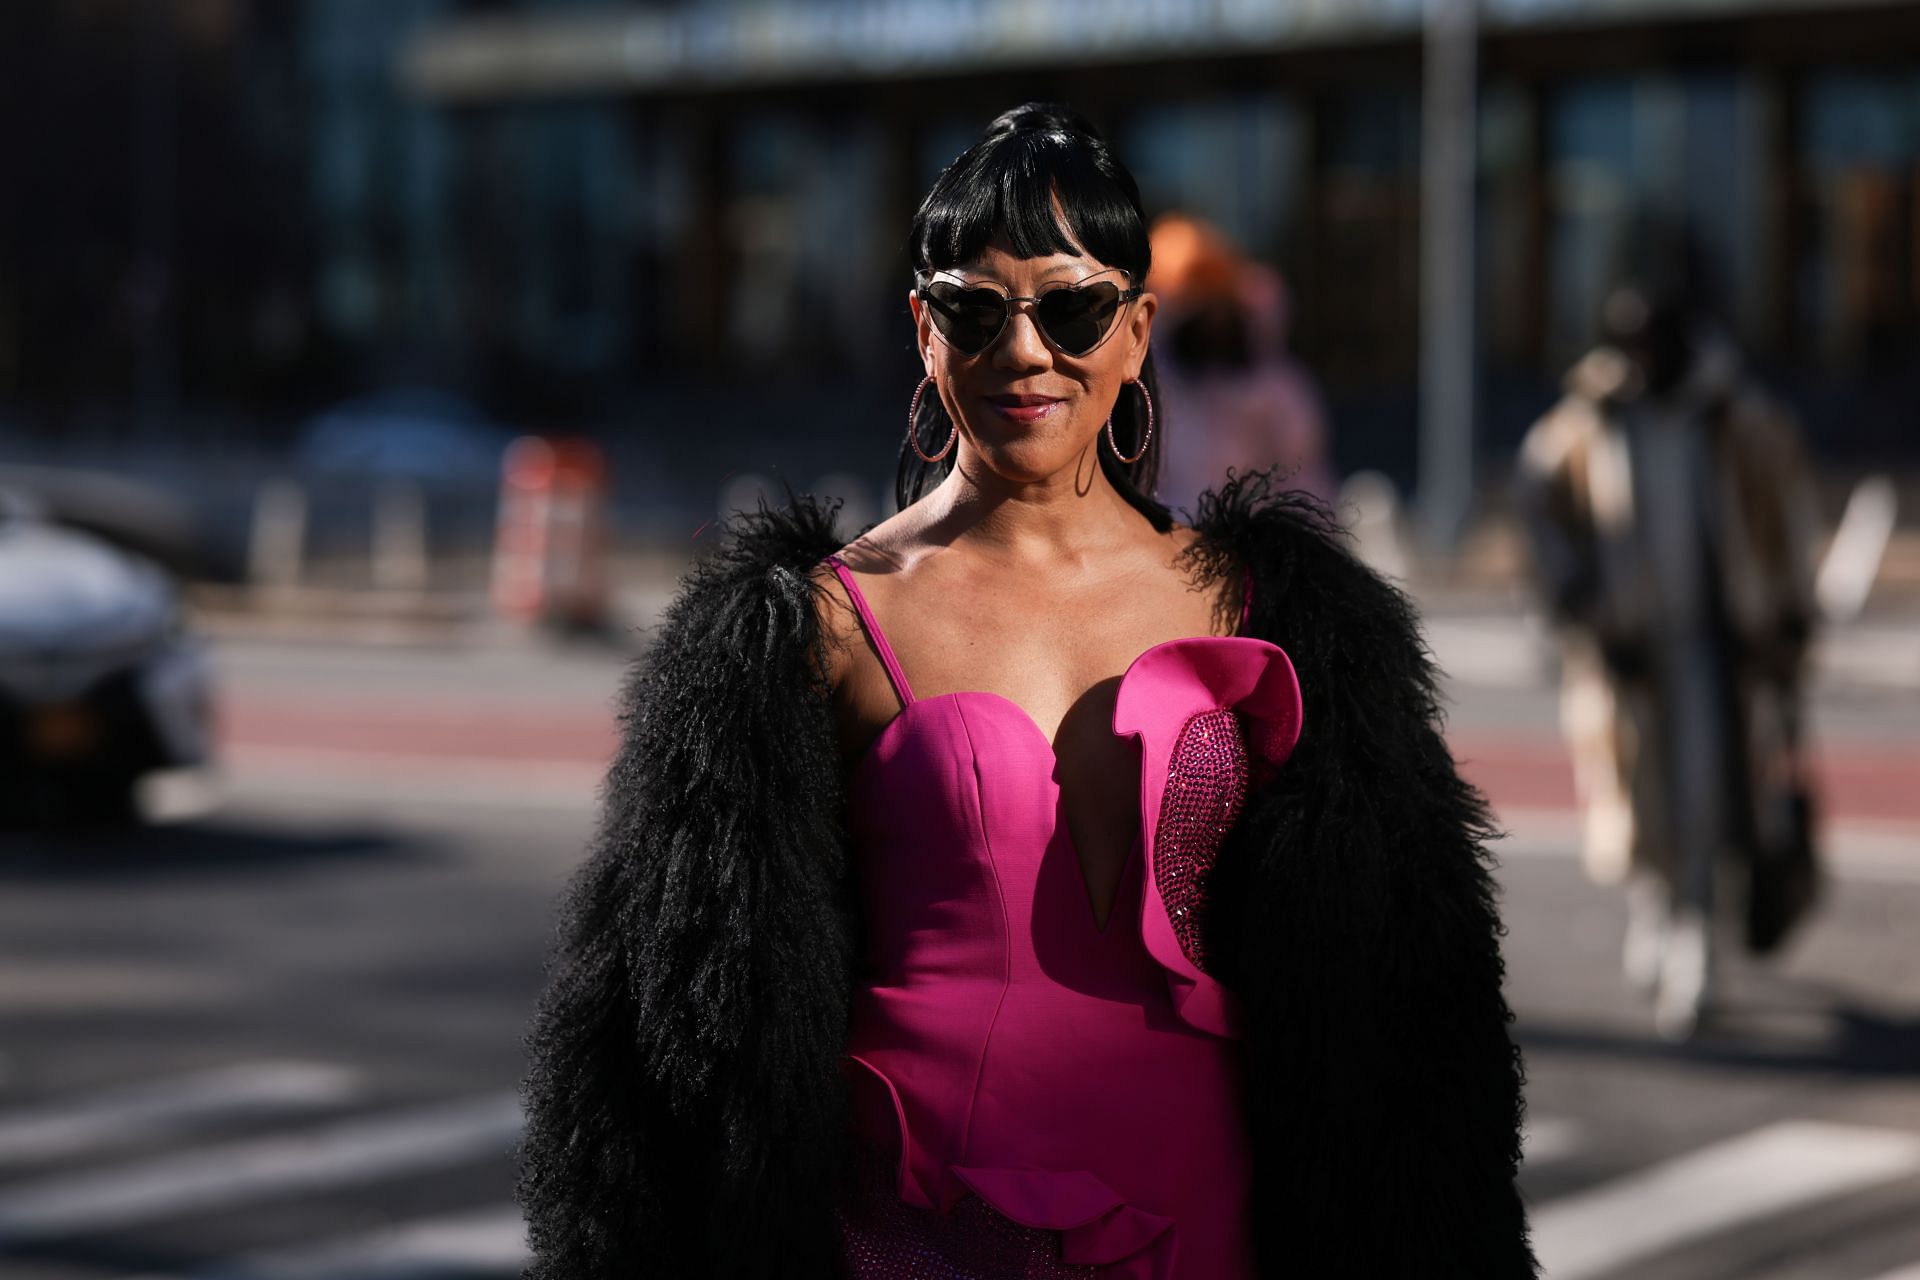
1115,638,1303,1040
828,560,1301,1280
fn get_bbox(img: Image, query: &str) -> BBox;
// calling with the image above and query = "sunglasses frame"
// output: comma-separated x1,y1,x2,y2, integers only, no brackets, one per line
915,267,1145,359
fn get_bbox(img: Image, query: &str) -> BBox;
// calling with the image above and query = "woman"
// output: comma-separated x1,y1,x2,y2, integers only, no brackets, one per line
519,104,1534,1279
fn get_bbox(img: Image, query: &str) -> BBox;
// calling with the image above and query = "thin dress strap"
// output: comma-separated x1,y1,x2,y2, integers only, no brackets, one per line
825,555,917,706
1239,565,1255,634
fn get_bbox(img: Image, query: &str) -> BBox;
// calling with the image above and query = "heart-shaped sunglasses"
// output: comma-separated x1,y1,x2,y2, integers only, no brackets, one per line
916,268,1143,358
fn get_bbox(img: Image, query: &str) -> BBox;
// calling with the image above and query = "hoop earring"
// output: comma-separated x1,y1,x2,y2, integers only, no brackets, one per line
1105,378,1154,465
907,375,957,464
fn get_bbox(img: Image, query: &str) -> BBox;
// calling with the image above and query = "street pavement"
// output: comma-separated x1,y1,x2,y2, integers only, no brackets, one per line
0,609,1915,1279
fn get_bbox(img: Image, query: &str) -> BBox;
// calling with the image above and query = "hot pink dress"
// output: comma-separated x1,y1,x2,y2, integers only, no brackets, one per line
824,558,1303,1280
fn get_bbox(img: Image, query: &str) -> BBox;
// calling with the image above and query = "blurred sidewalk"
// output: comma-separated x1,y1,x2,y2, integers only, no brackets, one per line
179,596,1920,885
1420,602,1920,694
177,512,1920,866
188,518,1920,693
1424,515,1920,693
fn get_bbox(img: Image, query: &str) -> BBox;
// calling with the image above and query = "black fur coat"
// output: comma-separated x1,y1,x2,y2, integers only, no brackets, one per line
518,476,1536,1278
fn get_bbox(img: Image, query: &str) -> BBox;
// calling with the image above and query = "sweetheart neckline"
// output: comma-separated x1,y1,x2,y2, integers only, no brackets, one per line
851,685,1141,935
847,634,1209,784
847,634,1260,934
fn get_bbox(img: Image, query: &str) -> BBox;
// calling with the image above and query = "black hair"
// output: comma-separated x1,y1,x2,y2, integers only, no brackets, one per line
898,103,1170,531
1600,281,1697,395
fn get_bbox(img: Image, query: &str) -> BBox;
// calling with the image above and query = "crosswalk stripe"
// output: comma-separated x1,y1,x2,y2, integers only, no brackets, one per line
0,1062,361,1168
1532,1121,1920,1279
221,750,602,812
128,1205,527,1280
1864,1268,1920,1280
0,1093,522,1246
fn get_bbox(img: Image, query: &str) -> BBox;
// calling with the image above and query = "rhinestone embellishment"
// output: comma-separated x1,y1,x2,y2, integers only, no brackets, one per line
1155,707,1251,973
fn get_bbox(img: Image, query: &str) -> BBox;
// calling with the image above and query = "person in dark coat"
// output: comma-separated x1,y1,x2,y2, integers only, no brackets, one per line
1517,283,1822,1040
518,103,1534,1279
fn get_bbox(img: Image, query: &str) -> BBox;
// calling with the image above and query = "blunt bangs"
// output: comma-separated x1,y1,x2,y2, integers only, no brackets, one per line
912,128,1150,282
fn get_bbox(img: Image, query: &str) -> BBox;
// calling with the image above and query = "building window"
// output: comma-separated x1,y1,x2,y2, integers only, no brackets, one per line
1799,70,1920,372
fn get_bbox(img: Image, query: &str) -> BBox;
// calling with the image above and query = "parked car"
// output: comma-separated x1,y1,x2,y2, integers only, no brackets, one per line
0,463,208,579
0,489,212,828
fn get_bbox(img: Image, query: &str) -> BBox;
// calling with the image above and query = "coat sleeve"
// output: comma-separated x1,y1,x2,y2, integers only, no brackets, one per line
518,519,855,1279
1200,484,1537,1278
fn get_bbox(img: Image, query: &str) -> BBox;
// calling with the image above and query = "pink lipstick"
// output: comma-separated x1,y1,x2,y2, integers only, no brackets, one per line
986,393,1064,424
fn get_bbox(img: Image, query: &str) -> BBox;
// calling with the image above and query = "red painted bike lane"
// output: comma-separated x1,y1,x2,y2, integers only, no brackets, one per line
1450,734,1920,825
216,692,1920,827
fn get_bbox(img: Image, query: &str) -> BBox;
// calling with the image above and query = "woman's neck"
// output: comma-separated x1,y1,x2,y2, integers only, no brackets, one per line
921,447,1147,567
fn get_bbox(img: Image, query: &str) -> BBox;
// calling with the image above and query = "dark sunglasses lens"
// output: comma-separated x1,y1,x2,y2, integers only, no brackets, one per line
1036,282,1123,354
924,283,1006,354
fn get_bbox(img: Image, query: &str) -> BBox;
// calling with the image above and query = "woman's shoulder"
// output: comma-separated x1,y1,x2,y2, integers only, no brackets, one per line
1167,520,1206,558
827,495,927,567
806,552,859,694
804,505,928,692
807,502,931,604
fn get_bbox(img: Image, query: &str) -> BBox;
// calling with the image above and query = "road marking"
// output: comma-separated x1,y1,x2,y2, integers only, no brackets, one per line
0,1061,360,1168
0,1093,522,1245
1864,1266,1920,1280
1531,1121,1920,1279
1522,1116,1583,1168
1426,616,1557,690
0,963,246,1013
217,751,601,812
127,1205,527,1280
1495,806,1920,885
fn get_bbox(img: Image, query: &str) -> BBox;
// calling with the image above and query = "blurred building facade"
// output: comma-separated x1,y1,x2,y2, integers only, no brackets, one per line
2,0,1917,490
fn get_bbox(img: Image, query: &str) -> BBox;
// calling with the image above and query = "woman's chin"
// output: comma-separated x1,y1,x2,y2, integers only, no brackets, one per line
971,435,1098,485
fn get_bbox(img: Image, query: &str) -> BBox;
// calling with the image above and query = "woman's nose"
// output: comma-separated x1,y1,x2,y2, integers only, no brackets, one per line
992,307,1051,371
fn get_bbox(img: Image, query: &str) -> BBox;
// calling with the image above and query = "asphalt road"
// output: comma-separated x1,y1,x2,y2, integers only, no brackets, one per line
0,626,1915,1279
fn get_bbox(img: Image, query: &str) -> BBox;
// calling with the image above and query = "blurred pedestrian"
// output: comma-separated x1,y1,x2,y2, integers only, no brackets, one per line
521,103,1534,1278
1149,213,1336,516
1517,283,1823,1041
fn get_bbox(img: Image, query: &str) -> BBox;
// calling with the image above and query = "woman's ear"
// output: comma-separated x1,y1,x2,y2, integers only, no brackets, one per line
1126,290,1159,379
908,290,937,376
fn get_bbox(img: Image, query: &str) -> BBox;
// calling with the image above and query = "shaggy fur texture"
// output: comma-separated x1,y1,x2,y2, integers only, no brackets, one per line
1191,473,1535,1277
518,499,853,1278
518,475,1535,1278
